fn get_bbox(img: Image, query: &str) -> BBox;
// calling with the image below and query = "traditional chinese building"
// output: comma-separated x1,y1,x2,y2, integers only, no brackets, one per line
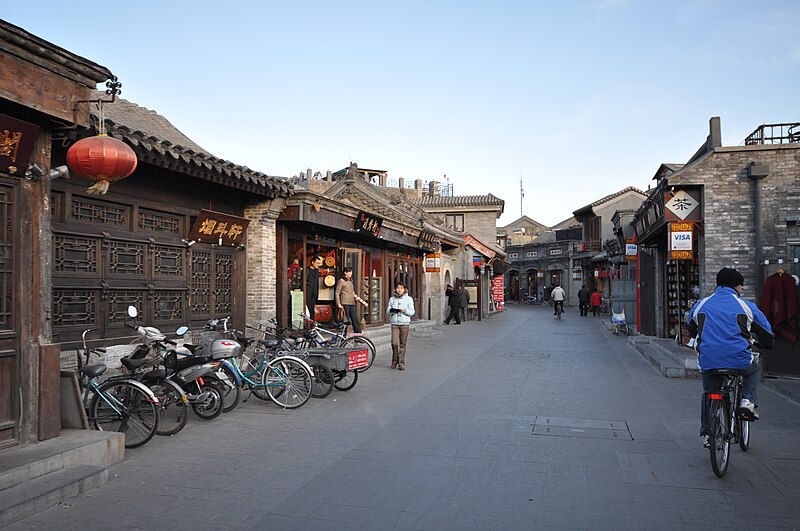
633,117,800,377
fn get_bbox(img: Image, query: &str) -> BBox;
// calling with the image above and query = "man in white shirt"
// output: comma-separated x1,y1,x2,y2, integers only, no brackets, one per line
551,284,566,316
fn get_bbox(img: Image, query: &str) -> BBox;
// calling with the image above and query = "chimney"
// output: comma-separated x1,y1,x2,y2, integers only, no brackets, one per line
415,179,422,191
429,181,440,196
709,117,721,147
326,170,332,181
307,168,313,181
398,177,405,189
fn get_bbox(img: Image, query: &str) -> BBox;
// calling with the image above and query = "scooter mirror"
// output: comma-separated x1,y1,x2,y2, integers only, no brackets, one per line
127,306,138,318
175,326,189,336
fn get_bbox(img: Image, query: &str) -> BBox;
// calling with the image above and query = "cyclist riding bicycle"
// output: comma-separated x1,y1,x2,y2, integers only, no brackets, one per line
551,284,566,317
687,267,774,448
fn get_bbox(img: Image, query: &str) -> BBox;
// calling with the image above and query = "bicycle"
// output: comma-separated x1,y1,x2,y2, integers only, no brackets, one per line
76,328,160,448
295,314,377,372
554,301,563,320
211,318,314,408
704,367,754,477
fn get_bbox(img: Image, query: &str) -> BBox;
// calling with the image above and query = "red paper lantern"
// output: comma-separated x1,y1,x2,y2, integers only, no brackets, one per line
66,134,137,195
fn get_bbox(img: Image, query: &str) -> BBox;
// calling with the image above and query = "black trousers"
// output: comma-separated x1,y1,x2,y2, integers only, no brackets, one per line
579,302,589,316
445,305,461,324
344,304,361,333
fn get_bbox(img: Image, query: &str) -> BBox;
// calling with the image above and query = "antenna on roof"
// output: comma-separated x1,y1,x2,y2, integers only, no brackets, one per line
520,173,524,218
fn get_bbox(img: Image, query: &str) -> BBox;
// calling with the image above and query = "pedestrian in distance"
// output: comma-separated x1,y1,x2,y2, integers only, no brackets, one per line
305,255,323,320
590,289,603,317
459,285,470,322
551,284,566,316
444,284,461,325
387,282,415,370
688,267,774,448
578,284,590,317
335,266,367,334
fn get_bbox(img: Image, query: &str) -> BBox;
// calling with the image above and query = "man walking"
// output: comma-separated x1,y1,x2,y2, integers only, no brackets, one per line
459,285,470,322
578,284,590,317
444,284,461,325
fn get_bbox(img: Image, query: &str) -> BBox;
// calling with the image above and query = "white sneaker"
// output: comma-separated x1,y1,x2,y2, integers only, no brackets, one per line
701,435,710,448
739,399,759,420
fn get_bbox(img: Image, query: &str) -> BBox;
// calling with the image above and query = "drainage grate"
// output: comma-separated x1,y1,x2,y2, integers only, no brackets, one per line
532,416,633,441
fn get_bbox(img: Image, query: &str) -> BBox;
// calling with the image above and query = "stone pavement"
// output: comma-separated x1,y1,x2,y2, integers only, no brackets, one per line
8,305,800,530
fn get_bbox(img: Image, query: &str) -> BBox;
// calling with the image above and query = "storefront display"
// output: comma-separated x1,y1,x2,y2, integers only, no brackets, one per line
666,259,699,343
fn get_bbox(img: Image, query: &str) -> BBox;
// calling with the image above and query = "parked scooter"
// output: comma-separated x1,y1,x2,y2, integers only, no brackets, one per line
124,306,226,424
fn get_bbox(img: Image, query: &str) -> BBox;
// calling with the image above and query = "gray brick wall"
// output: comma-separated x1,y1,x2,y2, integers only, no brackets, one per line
670,145,800,297
244,201,279,326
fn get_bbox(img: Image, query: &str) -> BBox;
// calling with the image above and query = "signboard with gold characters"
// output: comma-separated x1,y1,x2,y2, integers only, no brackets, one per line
188,209,250,246
354,211,382,237
0,114,39,175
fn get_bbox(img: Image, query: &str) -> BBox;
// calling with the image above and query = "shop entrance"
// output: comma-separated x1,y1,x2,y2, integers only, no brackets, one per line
0,181,18,448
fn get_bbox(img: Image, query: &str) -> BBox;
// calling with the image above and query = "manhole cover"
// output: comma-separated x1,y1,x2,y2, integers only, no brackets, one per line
532,416,633,440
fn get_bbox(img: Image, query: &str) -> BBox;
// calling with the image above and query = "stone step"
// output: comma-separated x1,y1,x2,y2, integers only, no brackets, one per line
0,465,108,527
629,337,700,379
0,430,123,526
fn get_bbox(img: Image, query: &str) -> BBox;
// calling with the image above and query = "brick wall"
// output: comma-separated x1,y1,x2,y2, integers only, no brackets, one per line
671,145,800,297
244,200,280,326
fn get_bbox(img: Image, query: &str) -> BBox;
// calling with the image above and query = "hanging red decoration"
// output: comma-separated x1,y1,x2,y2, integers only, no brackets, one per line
66,134,137,195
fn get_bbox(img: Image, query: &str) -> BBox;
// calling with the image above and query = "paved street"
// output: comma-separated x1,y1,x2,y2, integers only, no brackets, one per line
9,305,800,530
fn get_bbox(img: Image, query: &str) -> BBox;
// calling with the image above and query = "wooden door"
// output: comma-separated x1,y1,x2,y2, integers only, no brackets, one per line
0,181,18,448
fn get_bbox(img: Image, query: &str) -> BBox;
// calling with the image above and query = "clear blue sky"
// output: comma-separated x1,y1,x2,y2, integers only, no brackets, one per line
4,1,798,226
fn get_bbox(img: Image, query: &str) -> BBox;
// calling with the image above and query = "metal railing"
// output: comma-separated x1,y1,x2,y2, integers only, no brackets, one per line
743,123,800,145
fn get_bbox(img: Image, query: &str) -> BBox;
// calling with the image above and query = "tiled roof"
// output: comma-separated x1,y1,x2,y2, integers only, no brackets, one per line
588,186,647,208
411,193,505,208
86,94,293,198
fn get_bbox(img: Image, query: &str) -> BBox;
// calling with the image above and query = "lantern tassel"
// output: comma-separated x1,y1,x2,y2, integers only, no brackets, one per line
86,179,110,195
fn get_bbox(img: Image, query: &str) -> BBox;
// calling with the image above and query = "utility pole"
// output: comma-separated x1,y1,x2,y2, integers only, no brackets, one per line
520,174,524,218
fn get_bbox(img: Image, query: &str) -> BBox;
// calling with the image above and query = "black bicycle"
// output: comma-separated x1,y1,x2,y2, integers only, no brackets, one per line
704,368,752,477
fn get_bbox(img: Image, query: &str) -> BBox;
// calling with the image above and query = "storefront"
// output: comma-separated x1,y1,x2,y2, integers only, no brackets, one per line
277,165,460,328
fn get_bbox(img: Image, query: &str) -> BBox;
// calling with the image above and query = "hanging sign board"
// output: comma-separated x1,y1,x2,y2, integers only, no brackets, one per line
418,230,438,251
424,253,440,272
669,221,694,260
0,114,39,175
625,241,638,262
354,211,382,237
188,209,250,246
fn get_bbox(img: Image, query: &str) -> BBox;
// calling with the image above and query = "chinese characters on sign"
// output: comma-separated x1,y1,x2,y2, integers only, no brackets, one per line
354,211,382,237
417,230,438,251
0,114,39,175
188,209,250,246
669,221,694,260
424,253,440,272
664,189,701,221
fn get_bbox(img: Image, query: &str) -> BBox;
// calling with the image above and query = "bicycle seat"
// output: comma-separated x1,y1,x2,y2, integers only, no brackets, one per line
120,356,148,371
258,338,280,348
703,368,741,376
79,363,107,378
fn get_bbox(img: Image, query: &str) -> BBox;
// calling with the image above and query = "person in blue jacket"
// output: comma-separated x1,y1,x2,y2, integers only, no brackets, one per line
387,282,415,370
688,267,774,448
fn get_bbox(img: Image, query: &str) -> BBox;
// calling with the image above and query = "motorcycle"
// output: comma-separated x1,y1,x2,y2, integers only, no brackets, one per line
124,306,227,426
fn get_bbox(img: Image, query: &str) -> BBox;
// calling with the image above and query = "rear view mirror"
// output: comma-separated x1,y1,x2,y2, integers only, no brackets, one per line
175,326,189,336
127,306,138,318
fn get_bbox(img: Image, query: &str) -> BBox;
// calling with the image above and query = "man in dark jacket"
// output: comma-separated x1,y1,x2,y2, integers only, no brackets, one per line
459,286,470,322
305,255,323,320
578,284,590,317
444,284,461,325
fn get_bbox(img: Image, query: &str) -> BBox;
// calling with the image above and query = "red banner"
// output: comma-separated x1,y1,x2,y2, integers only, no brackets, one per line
348,349,369,370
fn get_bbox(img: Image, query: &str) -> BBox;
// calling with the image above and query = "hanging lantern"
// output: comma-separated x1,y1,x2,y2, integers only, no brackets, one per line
66,134,137,195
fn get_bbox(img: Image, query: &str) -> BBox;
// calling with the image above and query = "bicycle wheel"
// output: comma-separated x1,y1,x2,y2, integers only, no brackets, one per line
149,381,188,436
262,357,312,408
737,415,751,451
213,364,241,413
333,369,358,391
310,363,334,399
191,380,224,420
709,401,731,477
90,381,159,449
341,336,377,372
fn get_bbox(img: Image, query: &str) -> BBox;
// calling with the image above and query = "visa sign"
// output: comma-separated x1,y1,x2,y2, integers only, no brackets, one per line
670,231,692,251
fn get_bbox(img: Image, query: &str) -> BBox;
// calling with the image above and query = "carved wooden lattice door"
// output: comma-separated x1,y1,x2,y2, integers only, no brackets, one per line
0,181,18,448
189,245,234,324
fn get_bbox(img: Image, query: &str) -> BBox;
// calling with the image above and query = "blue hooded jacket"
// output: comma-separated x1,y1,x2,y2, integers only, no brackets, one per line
687,286,773,371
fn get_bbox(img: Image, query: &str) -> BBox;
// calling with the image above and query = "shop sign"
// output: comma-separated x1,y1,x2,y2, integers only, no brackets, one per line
418,230,438,250
669,221,694,260
625,242,638,262
536,270,544,278
188,209,250,245
572,268,582,281
354,211,382,237
424,253,440,272
664,189,701,221
0,114,39,175
491,276,504,310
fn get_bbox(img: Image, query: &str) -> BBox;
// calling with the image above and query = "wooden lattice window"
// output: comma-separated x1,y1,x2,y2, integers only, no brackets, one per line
53,290,98,327
139,208,182,234
153,245,184,277
107,241,145,276
190,251,211,315
54,235,98,273
72,197,129,227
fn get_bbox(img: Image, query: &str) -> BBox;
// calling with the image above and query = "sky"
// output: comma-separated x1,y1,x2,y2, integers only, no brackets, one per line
3,1,799,227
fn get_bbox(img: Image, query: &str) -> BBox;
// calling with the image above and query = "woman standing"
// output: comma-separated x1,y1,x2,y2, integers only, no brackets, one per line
387,282,415,370
335,267,367,333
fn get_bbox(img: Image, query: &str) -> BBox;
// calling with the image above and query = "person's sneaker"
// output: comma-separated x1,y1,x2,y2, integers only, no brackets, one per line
739,399,759,421
398,364,405,371
702,435,710,448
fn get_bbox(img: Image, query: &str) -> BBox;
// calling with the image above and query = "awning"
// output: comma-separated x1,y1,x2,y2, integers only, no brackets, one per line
464,234,497,258
592,251,608,261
